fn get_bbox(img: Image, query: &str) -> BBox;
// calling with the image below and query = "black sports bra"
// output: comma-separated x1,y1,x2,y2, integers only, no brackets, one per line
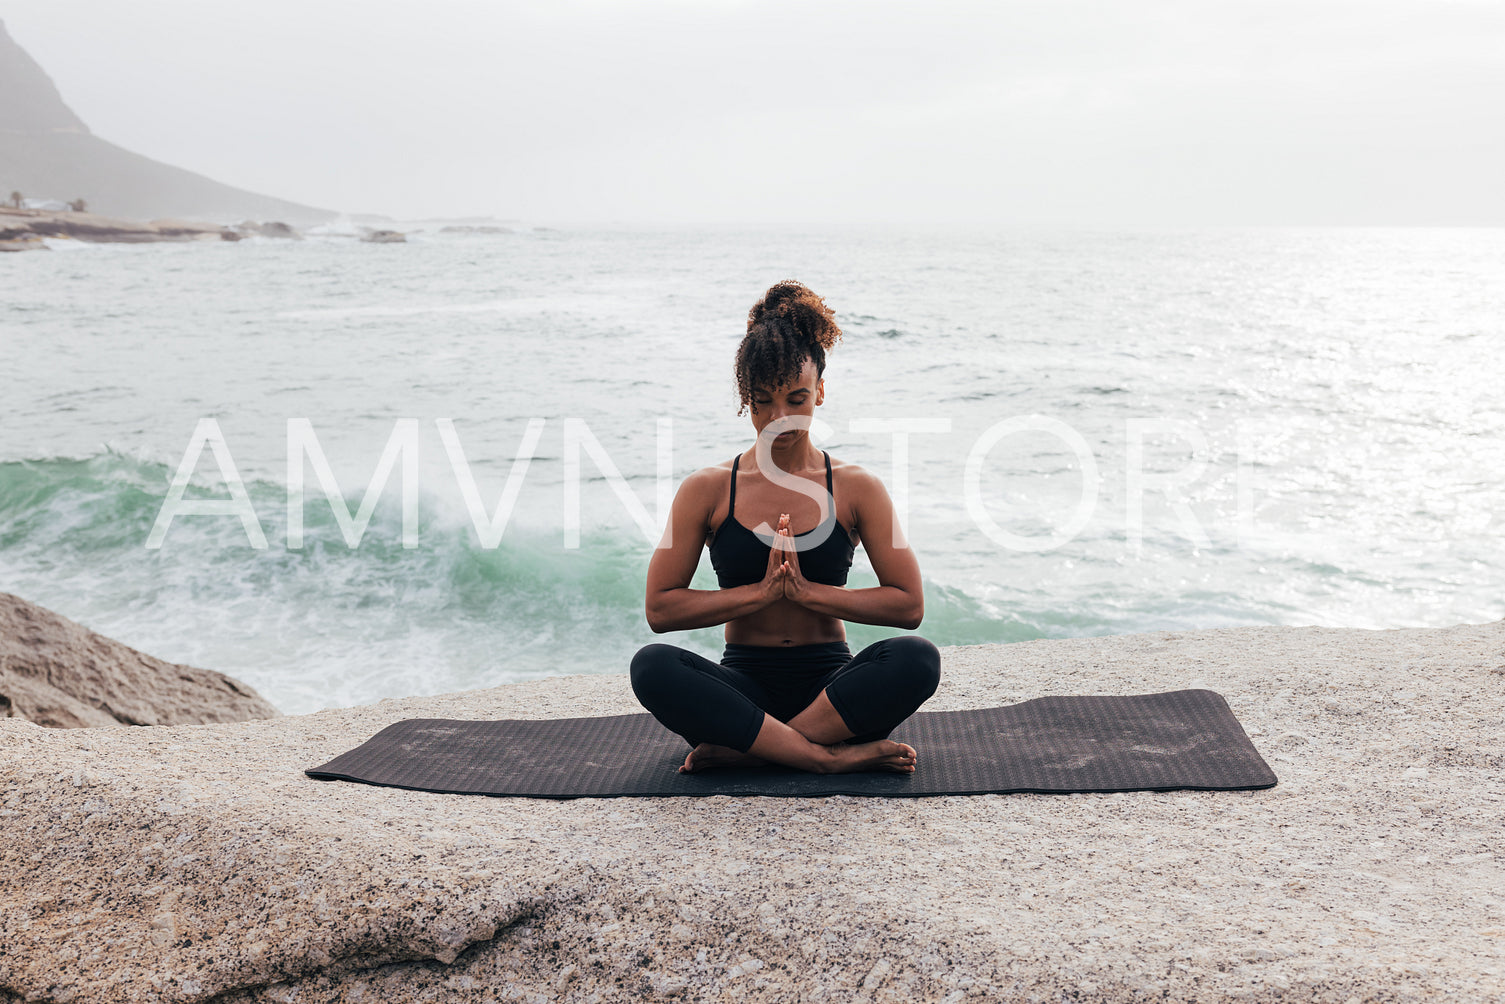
708,450,856,588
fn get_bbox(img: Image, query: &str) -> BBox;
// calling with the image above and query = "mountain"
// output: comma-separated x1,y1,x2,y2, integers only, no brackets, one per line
0,19,335,223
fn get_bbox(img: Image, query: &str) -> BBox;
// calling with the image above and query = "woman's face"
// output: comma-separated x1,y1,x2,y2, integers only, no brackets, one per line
750,356,824,448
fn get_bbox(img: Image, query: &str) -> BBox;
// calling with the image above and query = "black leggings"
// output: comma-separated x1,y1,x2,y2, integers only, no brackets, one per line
630,636,941,753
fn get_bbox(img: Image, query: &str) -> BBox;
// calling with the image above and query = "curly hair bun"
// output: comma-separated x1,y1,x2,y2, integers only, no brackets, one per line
747,279,843,355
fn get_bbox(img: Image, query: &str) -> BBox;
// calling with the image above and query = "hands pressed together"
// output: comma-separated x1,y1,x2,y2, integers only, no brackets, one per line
759,513,813,606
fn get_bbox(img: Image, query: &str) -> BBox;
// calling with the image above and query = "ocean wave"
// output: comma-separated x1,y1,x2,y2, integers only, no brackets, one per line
0,450,1076,714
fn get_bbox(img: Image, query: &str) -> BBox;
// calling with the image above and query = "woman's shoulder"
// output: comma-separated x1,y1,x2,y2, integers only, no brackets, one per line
828,453,881,489
827,454,889,509
676,459,735,504
670,463,735,541
687,457,736,484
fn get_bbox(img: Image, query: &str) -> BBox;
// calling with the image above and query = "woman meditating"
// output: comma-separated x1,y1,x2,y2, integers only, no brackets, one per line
631,280,942,774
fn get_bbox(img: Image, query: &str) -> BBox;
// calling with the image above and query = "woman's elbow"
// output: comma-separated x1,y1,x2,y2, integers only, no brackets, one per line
902,596,924,631
645,594,679,634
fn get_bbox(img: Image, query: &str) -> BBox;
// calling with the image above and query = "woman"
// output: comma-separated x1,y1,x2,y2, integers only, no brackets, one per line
631,280,941,775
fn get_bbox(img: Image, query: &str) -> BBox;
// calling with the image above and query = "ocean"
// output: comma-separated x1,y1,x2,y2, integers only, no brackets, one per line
2,224,1502,714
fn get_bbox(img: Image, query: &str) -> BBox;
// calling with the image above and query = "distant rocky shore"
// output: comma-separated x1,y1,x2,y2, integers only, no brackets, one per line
0,207,311,250
0,208,434,250
1,593,1501,1002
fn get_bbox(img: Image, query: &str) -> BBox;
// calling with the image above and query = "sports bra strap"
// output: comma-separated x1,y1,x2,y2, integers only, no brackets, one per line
823,450,833,496
728,455,739,517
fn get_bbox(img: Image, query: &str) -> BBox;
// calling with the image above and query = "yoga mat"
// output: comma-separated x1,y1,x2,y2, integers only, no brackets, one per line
306,689,1276,798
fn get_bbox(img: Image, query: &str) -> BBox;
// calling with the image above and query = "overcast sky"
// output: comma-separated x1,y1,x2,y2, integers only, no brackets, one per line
4,0,1503,224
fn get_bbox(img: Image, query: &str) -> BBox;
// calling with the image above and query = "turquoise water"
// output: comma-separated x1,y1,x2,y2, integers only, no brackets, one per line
3,225,1502,713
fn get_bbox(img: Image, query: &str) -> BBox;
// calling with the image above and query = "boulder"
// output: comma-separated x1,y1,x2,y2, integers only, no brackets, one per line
1,620,1502,1002
0,592,279,728
257,220,301,239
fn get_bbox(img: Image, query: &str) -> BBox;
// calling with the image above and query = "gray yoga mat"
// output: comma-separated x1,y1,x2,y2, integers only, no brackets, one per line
305,689,1276,798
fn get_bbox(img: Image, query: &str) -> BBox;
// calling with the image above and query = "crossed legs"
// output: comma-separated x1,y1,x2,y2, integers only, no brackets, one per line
629,637,941,775
678,689,918,774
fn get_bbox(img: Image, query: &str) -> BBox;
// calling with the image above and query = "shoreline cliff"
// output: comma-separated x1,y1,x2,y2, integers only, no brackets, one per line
1,17,335,228
1,614,1502,1002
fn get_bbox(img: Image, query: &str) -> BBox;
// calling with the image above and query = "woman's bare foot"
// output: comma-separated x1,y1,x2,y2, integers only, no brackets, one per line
822,739,917,774
735,713,920,776
679,743,770,773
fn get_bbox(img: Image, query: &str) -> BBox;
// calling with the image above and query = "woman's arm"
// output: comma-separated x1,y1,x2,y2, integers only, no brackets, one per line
781,466,924,630
644,468,789,633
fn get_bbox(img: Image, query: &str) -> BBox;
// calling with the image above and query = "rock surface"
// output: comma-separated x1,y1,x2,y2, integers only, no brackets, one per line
0,591,280,728
1,621,1502,1002
0,207,237,245
0,232,45,252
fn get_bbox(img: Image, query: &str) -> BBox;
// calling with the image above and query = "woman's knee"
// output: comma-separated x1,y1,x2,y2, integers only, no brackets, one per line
832,635,940,726
629,643,686,705
886,635,941,700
